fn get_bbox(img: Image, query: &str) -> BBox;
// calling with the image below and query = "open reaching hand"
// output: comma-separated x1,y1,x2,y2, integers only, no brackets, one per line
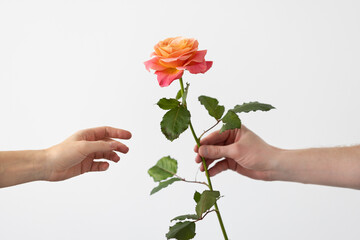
46,126,132,181
0,126,132,188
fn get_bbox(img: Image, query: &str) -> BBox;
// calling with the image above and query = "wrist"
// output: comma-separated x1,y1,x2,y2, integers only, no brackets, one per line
32,149,50,181
266,147,289,181
41,147,59,181
268,148,311,183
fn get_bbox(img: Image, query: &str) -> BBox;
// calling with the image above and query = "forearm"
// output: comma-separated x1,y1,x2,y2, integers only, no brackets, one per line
271,146,360,189
0,150,47,188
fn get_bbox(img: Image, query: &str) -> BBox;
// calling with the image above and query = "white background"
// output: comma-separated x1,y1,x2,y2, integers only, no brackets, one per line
1,0,360,239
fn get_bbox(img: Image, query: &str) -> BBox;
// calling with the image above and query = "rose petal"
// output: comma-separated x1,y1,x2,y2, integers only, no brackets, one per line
188,50,207,63
185,62,207,74
177,52,195,61
154,46,170,58
158,51,197,69
205,61,213,71
161,51,195,63
168,47,197,59
159,58,186,69
160,57,185,63
176,66,186,70
144,57,168,71
185,61,213,74
155,69,184,87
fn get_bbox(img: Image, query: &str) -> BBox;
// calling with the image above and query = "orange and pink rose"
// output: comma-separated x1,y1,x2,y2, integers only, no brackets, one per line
144,37,213,87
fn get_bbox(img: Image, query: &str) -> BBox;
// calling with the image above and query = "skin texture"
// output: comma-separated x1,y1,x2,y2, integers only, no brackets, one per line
195,125,360,190
0,126,131,188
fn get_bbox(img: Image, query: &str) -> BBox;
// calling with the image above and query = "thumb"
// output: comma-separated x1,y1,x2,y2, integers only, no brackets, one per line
199,145,231,159
78,140,115,155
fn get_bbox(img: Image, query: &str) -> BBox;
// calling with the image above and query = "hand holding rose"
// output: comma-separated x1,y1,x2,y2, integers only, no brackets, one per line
194,125,278,181
195,126,360,190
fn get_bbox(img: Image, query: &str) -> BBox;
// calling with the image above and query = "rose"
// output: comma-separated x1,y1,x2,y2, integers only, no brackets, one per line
144,37,213,87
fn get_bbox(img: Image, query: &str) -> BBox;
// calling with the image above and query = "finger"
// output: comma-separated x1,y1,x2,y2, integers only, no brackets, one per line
79,126,132,141
200,130,230,146
197,158,218,171
101,138,130,153
194,130,231,153
195,154,202,163
195,155,217,172
109,140,129,154
82,140,130,155
78,140,113,155
195,154,211,165
94,151,120,162
198,144,233,159
89,161,110,172
208,159,234,177
107,151,120,162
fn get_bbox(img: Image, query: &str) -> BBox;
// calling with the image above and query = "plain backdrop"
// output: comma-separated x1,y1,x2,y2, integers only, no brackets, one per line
1,0,360,239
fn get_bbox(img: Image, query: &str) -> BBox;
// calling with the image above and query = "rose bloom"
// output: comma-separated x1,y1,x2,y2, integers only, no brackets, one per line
144,37,213,87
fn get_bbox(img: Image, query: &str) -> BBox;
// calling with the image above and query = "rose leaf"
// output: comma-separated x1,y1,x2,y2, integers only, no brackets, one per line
166,221,196,240
220,110,241,133
195,190,220,218
171,214,199,222
161,106,191,141
148,156,178,182
157,98,181,110
198,95,225,120
150,178,181,195
193,191,201,203
232,101,275,113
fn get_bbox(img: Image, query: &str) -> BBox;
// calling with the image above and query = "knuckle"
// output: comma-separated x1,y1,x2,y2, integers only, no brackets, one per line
213,146,221,156
104,125,112,132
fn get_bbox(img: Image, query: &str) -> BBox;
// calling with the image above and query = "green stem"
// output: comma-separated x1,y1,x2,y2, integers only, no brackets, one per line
179,78,186,105
188,122,213,190
179,78,229,240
